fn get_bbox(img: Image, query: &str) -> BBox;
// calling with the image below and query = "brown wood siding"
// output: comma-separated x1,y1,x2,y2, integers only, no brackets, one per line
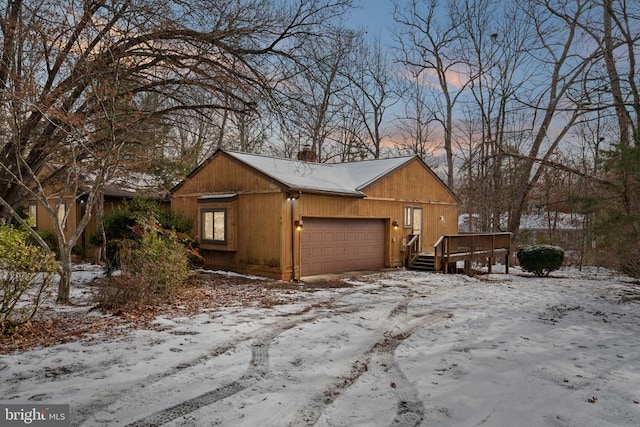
174,152,281,196
172,153,459,280
172,152,289,277
296,193,458,267
364,158,458,204
173,188,288,279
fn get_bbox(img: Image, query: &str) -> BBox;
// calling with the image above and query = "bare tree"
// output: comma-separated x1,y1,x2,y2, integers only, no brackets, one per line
277,29,357,162
585,0,640,275
502,0,602,238
343,36,398,159
450,0,534,232
393,71,439,164
393,0,470,187
0,0,353,215
0,0,353,303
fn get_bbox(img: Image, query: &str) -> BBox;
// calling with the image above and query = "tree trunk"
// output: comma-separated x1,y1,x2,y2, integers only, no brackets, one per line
602,0,635,215
57,246,73,304
603,0,631,148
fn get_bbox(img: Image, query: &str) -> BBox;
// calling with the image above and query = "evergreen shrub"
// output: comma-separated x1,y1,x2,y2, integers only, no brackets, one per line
517,245,564,277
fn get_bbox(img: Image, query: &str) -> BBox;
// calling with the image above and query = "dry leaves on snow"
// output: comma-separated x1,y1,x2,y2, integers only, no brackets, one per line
0,271,352,355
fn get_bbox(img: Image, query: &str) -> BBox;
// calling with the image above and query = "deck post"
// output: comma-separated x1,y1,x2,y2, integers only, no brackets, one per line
444,236,450,274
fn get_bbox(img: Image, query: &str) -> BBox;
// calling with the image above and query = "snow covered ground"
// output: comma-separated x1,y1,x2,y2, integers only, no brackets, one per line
1,265,639,426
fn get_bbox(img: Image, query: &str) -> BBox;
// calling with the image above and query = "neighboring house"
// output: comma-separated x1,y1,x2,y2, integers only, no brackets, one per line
518,211,586,250
458,211,585,250
28,165,169,260
171,149,460,280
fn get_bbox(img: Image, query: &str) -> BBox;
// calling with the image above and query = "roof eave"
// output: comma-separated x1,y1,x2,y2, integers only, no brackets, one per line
289,187,366,198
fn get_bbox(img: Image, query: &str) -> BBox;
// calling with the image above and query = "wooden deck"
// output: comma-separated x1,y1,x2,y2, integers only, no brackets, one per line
406,232,512,274
435,233,512,274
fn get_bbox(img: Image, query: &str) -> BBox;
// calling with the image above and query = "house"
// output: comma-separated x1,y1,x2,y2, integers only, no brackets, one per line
458,211,585,250
171,149,460,280
27,165,169,260
518,211,586,251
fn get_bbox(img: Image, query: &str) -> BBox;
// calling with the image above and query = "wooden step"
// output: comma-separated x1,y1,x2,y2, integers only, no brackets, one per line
411,254,435,271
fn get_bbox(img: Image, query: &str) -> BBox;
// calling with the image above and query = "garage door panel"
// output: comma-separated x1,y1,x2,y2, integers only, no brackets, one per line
301,218,385,276
310,247,323,257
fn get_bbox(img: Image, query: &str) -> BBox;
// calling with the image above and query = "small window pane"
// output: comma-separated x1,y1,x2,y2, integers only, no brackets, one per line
203,211,214,240
404,206,413,227
28,204,37,227
57,203,66,229
213,211,225,241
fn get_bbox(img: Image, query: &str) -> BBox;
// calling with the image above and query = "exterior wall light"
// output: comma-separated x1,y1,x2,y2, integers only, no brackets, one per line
295,220,303,230
392,220,399,230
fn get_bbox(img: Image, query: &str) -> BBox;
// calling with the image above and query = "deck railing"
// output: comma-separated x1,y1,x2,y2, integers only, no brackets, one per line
404,234,420,268
433,232,512,274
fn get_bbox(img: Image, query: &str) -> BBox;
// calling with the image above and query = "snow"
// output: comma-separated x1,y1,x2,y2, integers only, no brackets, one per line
226,151,414,196
2,265,639,426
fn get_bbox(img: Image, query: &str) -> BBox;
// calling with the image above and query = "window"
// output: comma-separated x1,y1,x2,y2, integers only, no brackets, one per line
201,208,226,243
197,194,237,250
27,203,37,228
404,206,413,228
56,202,67,230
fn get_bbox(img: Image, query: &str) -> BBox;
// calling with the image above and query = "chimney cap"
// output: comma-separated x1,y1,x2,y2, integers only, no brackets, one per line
297,145,317,162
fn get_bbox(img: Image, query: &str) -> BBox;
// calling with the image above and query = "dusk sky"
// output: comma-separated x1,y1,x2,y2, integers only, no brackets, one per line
348,0,396,43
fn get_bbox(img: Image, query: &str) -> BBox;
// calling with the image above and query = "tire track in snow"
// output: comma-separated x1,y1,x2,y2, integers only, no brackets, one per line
291,294,446,426
82,291,366,426
125,333,274,427
380,294,426,426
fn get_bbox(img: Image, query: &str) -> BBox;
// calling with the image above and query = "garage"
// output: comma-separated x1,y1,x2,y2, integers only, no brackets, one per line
300,218,385,276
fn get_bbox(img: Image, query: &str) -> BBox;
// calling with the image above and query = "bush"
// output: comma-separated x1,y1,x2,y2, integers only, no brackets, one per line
93,275,149,312
517,245,565,277
0,226,57,334
95,227,190,310
27,230,59,258
99,198,193,274
158,209,193,233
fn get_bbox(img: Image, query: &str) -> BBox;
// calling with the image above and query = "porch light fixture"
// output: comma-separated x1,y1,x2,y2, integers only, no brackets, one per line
295,219,303,230
392,220,399,230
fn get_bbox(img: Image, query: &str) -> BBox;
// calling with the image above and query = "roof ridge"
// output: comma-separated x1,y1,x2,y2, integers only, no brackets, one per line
226,149,414,165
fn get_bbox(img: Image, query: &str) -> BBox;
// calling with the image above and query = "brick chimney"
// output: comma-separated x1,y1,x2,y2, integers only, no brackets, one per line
297,145,317,162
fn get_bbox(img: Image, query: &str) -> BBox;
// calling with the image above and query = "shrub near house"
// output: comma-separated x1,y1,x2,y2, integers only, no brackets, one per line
0,226,57,334
96,198,193,274
517,245,565,277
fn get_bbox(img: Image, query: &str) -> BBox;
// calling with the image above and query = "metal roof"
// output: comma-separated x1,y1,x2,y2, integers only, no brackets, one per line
225,151,415,197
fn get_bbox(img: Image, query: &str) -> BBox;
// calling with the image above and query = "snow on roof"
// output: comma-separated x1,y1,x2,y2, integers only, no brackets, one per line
226,151,415,197
102,171,169,200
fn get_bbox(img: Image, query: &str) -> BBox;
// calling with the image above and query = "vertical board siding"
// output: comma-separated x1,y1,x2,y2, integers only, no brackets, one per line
172,152,287,278
172,153,459,280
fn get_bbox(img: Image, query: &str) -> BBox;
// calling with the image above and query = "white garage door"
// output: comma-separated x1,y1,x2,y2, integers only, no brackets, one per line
300,218,385,276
